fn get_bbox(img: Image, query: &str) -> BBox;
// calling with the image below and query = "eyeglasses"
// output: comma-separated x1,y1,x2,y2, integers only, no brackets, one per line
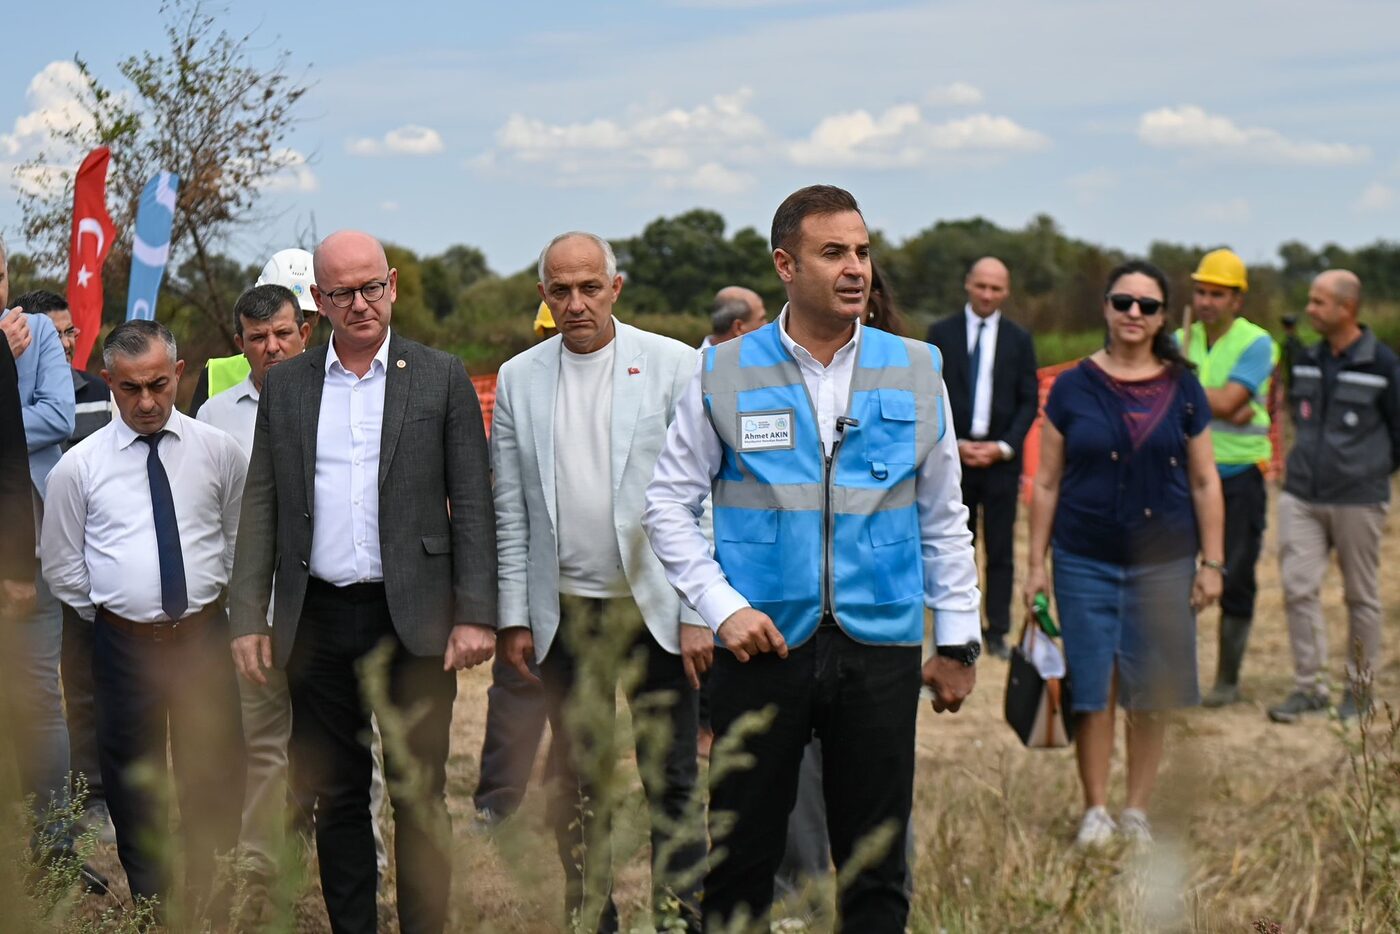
1107,293,1164,316
323,279,389,309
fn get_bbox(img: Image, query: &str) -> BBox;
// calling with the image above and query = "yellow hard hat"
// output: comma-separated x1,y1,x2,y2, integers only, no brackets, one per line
533,301,556,337
1191,248,1248,292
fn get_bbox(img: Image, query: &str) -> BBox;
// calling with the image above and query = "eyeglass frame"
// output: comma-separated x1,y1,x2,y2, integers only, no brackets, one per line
1105,292,1164,316
319,277,391,309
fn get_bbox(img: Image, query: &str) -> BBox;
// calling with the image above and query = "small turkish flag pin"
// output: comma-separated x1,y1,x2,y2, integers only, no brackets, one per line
628,367,640,375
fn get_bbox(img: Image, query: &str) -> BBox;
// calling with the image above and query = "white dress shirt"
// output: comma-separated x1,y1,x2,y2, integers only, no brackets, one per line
643,307,981,645
310,332,390,586
196,374,259,458
41,410,247,622
965,304,1000,439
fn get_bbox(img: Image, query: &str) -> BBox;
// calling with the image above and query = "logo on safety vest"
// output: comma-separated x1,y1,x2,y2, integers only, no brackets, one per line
738,409,796,451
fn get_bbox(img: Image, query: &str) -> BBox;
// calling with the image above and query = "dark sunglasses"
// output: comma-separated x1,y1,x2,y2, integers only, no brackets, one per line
1107,293,1164,316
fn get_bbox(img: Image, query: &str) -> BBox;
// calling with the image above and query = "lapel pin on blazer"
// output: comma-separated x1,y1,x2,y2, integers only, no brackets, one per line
396,359,406,368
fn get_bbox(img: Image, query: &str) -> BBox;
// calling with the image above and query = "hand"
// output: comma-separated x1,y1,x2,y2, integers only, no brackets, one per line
497,627,539,683
231,634,273,686
1191,566,1224,611
922,655,977,713
0,579,36,619
1022,565,1049,613
680,622,715,690
443,623,495,672
716,608,787,663
958,441,990,468
1228,403,1255,426
1,310,31,359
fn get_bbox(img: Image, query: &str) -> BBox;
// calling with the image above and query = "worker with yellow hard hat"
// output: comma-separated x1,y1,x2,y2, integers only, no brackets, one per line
533,301,557,339
1176,248,1278,707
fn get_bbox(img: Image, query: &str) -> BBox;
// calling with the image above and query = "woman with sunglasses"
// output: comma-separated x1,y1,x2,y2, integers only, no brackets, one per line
1024,260,1224,848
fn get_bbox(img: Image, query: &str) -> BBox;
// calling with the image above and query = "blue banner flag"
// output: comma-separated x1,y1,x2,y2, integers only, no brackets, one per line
125,171,179,321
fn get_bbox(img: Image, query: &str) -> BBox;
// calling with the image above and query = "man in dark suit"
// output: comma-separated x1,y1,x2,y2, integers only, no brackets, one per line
228,230,498,934
926,257,1039,657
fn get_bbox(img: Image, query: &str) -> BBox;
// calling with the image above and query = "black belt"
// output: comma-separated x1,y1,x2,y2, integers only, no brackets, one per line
96,602,222,643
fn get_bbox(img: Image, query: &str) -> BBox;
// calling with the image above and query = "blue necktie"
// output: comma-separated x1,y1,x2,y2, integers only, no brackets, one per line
137,431,188,621
969,320,986,395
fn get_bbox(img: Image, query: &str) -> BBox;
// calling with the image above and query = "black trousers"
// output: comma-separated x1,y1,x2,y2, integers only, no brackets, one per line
93,612,244,908
60,601,103,803
1220,466,1268,620
539,596,704,933
706,626,921,933
286,579,456,934
472,650,547,817
962,460,1020,641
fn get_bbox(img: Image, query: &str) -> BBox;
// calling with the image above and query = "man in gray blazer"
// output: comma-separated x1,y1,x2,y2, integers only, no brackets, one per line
493,231,707,933
228,230,497,934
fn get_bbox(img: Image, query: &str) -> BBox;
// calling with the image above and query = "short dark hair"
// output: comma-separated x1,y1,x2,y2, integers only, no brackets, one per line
102,319,177,369
233,284,302,338
770,185,863,253
12,290,68,316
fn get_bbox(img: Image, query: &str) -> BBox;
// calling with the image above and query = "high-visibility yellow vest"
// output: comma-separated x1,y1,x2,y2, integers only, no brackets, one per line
1178,318,1278,465
207,354,251,399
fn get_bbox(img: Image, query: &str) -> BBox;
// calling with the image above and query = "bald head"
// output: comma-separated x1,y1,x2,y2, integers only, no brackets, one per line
311,230,396,360
711,286,767,342
1306,268,1363,343
965,256,1011,318
1315,269,1361,308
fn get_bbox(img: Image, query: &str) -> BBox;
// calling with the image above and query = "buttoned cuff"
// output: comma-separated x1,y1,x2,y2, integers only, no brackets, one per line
997,441,1014,461
696,582,750,633
933,609,981,647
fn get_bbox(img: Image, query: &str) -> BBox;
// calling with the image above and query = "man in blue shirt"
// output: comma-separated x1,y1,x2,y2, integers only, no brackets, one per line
0,237,76,827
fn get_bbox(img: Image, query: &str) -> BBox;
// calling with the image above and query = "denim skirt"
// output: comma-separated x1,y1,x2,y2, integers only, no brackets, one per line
1051,547,1200,712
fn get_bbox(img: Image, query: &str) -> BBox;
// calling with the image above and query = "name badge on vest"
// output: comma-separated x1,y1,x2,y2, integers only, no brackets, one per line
738,409,796,452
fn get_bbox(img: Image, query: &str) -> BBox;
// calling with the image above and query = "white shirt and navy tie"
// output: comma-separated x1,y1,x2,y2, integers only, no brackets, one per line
963,304,1014,461
40,409,247,623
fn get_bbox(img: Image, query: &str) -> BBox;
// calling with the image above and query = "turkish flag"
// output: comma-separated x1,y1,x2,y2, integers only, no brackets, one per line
66,147,117,370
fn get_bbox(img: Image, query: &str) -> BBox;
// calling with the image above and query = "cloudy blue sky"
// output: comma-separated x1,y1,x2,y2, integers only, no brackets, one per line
3,0,1399,275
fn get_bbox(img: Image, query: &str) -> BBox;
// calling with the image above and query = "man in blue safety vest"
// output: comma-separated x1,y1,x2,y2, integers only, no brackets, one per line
643,184,981,933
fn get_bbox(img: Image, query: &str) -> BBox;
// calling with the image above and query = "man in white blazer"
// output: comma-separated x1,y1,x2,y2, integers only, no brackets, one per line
492,231,707,934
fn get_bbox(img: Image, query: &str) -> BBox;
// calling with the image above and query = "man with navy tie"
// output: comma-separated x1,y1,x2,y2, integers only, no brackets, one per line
42,320,246,915
926,258,1039,658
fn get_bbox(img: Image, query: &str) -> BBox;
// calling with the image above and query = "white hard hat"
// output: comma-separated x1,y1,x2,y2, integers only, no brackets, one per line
256,248,318,313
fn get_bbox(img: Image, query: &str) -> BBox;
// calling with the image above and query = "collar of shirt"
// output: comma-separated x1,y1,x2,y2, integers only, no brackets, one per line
775,304,861,372
230,374,260,404
964,304,1001,343
326,328,393,377
112,408,187,451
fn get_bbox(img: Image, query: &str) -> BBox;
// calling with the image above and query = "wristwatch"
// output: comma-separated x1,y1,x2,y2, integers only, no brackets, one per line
936,640,981,667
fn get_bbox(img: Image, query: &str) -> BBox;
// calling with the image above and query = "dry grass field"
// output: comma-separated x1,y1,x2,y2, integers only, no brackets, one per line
28,479,1400,932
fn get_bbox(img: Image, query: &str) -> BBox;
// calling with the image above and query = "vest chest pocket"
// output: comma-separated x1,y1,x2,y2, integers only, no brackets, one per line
863,389,919,466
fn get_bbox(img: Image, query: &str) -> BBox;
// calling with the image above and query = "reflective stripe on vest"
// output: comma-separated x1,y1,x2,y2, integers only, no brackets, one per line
701,322,942,648
207,354,252,399
1179,318,1277,464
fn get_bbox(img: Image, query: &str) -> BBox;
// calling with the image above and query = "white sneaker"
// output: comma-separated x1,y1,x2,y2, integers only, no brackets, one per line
1118,808,1153,845
1075,805,1117,848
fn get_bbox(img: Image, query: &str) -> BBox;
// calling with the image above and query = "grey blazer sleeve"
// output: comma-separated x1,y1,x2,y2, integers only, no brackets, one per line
228,375,279,639
445,358,498,628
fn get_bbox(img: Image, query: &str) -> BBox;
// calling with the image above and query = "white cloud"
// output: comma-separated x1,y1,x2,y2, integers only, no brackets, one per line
1,60,105,196
1137,105,1369,166
347,124,445,157
481,89,772,189
789,106,1048,168
925,81,983,107
660,162,754,194
1354,182,1395,213
1197,197,1253,224
380,200,400,212
259,149,318,192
